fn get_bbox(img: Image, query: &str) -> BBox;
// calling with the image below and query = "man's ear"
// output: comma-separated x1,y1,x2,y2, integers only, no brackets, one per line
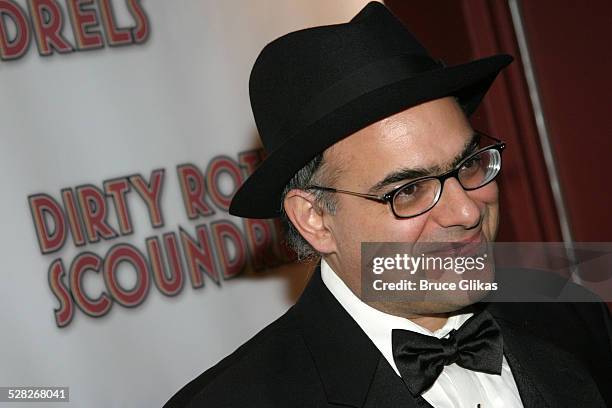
283,189,336,254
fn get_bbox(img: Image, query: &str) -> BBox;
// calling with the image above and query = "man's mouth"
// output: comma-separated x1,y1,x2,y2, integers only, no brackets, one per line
417,231,486,258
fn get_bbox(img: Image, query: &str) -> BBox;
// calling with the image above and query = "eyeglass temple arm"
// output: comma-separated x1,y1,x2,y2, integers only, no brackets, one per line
478,131,504,145
305,185,388,203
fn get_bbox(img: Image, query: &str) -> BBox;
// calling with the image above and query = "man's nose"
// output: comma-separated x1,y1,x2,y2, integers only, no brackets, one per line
431,177,481,229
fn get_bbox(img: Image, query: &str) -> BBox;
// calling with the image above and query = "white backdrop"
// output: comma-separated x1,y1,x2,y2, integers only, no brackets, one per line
0,1,372,406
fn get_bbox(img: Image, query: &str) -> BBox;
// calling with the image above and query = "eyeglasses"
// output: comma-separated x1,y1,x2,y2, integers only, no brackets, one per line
306,132,505,219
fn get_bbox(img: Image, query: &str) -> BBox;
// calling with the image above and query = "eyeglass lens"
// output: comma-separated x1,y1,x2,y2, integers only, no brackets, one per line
392,149,501,217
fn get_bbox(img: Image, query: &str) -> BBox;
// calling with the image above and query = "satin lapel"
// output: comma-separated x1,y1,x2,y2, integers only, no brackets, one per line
295,267,430,407
294,266,384,407
491,306,606,408
498,326,549,408
363,357,429,408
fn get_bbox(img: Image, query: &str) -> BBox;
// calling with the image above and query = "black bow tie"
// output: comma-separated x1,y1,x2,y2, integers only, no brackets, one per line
392,310,503,396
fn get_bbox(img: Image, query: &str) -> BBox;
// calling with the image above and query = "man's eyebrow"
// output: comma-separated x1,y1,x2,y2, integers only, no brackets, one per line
369,133,481,193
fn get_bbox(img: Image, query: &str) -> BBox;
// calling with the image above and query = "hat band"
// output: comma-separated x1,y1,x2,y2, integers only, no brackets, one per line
271,54,442,150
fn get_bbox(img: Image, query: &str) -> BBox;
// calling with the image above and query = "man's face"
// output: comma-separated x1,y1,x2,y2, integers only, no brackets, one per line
322,97,499,310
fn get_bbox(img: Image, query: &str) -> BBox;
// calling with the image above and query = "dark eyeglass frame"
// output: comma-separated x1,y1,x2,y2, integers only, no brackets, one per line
306,131,506,219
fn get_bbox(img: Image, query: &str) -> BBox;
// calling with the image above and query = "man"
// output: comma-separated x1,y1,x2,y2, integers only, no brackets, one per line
165,3,611,407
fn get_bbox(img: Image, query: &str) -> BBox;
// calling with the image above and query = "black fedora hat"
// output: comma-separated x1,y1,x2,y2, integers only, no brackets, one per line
229,1,512,218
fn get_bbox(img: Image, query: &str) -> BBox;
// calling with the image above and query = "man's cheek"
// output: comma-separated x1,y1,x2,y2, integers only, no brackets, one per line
391,218,428,242
483,181,499,202
469,182,498,206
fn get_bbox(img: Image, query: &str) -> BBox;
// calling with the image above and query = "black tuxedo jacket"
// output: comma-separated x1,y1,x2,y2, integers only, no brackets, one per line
164,267,612,407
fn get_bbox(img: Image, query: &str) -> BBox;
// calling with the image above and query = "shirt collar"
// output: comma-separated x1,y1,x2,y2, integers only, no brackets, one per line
320,258,473,375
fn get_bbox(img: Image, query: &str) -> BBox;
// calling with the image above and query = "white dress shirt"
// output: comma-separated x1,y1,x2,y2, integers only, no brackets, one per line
321,259,524,408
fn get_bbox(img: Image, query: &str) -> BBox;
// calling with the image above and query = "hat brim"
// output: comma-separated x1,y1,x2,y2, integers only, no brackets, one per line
230,54,513,218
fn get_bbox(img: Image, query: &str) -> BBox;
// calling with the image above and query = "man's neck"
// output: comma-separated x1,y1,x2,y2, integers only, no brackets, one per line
323,256,450,332
366,300,450,332
413,315,449,332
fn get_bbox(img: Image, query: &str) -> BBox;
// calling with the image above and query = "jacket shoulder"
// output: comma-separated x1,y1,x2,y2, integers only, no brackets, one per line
163,306,325,408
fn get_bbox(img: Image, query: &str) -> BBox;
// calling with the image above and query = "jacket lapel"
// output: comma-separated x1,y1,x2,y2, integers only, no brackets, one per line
294,266,420,407
488,303,607,408
364,357,432,408
497,323,550,407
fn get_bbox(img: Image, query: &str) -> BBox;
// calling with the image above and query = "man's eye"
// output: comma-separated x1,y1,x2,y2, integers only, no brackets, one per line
399,184,418,196
395,183,424,202
462,156,482,170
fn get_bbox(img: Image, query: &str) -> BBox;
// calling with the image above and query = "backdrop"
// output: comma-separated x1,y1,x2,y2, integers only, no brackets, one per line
0,1,370,406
